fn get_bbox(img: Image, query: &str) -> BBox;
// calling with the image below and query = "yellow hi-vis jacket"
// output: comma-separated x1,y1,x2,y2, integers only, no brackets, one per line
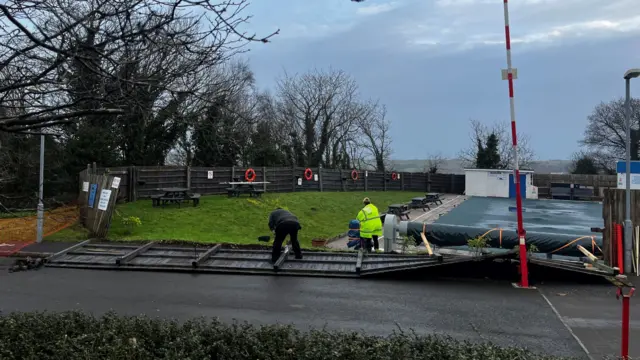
357,203,383,238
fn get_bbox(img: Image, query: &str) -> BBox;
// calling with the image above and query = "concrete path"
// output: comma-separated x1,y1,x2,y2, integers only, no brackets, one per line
539,279,640,360
0,266,586,359
327,194,467,251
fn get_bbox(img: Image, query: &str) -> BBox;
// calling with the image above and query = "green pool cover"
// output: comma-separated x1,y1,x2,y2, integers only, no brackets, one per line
407,197,603,257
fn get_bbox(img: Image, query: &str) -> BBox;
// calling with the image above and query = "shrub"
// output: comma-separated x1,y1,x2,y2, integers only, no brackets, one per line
0,311,574,360
120,215,142,235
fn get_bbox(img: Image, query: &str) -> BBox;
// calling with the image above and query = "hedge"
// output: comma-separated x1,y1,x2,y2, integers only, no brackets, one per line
0,311,574,360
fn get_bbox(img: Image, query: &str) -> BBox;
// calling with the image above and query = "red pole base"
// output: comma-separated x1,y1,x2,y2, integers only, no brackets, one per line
622,295,630,359
617,287,635,360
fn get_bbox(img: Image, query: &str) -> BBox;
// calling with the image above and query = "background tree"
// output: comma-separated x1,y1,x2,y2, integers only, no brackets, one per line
357,103,392,171
569,151,600,175
459,119,534,169
0,0,277,133
580,97,640,173
424,152,445,174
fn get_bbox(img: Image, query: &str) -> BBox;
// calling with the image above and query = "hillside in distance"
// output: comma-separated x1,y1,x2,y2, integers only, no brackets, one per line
391,159,573,174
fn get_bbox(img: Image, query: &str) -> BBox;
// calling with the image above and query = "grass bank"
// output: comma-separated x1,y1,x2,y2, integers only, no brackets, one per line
47,191,423,247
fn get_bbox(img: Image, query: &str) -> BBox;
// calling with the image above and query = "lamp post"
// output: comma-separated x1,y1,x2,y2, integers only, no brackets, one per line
36,133,45,243
623,69,640,275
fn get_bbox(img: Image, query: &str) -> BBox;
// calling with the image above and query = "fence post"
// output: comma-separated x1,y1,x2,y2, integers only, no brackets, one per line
364,170,368,191
231,166,235,182
262,167,267,192
450,173,456,193
401,172,405,191
318,165,323,192
186,166,191,189
340,169,346,192
92,162,97,174
131,166,138,202
292,165,297,192
383,170,387,191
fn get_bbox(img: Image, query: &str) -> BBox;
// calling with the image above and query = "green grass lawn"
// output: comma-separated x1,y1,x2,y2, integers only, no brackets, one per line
46,191,424,247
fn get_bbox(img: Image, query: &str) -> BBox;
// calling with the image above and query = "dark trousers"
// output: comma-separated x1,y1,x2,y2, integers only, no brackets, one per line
362,235,380,252
272,222,302,263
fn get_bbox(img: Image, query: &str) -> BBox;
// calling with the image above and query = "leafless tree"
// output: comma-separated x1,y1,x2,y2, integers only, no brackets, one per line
581,97,640,173
357,102,392,171
275,68,365,168
458,119,534,169
424,151,445,174
0,0,278,133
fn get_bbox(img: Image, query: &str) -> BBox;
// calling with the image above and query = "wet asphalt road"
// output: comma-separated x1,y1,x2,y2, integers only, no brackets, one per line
0,263,586,359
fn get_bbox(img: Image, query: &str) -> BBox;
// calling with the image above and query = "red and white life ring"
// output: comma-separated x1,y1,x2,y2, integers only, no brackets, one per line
304,168,313,181
245,168,257,182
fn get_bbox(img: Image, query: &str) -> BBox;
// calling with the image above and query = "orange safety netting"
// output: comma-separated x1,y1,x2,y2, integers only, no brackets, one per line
0,206,78,256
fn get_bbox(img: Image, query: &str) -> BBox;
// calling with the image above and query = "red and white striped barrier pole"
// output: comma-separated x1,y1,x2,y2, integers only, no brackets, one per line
502,0,529,288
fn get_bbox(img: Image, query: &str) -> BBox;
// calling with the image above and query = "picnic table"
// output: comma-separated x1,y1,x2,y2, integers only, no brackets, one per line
221,181,269,198
425,193,444,205
409,197,430,212
387,203,410,220
151,187,201,208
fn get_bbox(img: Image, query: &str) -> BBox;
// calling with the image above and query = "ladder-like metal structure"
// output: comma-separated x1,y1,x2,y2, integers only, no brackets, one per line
43,240,515,278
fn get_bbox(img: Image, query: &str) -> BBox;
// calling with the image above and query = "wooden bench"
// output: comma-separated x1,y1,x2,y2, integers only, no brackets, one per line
153,194,201,208
151,194,163,207
227,187,264,198
399,210,411,220
190,193,201,206
226,187,240,197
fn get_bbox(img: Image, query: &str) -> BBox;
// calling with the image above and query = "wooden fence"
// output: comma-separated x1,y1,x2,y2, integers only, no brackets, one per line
85,165,620,203
602,188,640,268
533,173,617,195
88,166,465,202
78,168,121,238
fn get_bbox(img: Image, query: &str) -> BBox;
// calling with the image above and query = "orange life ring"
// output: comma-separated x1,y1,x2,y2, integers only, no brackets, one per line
391,172,398,180
304,168,313,181
351,169,358,181
245,168,256,182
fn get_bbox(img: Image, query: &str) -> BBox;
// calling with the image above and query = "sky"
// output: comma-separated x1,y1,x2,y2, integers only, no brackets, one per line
238,0,640,160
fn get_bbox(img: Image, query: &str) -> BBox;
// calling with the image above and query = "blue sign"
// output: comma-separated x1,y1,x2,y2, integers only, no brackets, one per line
616,161,640,174
88,184,98,208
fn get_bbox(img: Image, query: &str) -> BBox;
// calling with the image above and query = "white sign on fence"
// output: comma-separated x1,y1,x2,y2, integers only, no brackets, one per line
397,173,401,179
82,181,89,192
297,178,302,186
111,177,121,189
617,173,640,190
207,170,213,179
314,174,318,182
365,171,368,177
97,189,112,211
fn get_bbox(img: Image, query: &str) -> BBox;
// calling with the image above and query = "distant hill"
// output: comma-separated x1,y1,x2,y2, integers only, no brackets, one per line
391,159,573,174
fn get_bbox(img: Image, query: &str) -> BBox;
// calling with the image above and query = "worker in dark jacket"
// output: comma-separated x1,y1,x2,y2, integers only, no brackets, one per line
268,208,303,263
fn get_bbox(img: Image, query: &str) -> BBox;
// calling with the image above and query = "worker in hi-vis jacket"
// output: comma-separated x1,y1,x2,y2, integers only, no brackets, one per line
356,197,383,252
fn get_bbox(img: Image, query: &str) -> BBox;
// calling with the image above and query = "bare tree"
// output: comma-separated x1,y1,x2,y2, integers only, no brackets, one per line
357,102,392,171
275,68,364,168
424,151,445,174
458,119,534,169
581,97,640,173
0,0,278,133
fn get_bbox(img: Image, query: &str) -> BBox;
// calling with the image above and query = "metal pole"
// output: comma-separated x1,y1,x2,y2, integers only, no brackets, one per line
624,78,633,274
621,294,630,359
502,0,529,288
36,134,44,243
